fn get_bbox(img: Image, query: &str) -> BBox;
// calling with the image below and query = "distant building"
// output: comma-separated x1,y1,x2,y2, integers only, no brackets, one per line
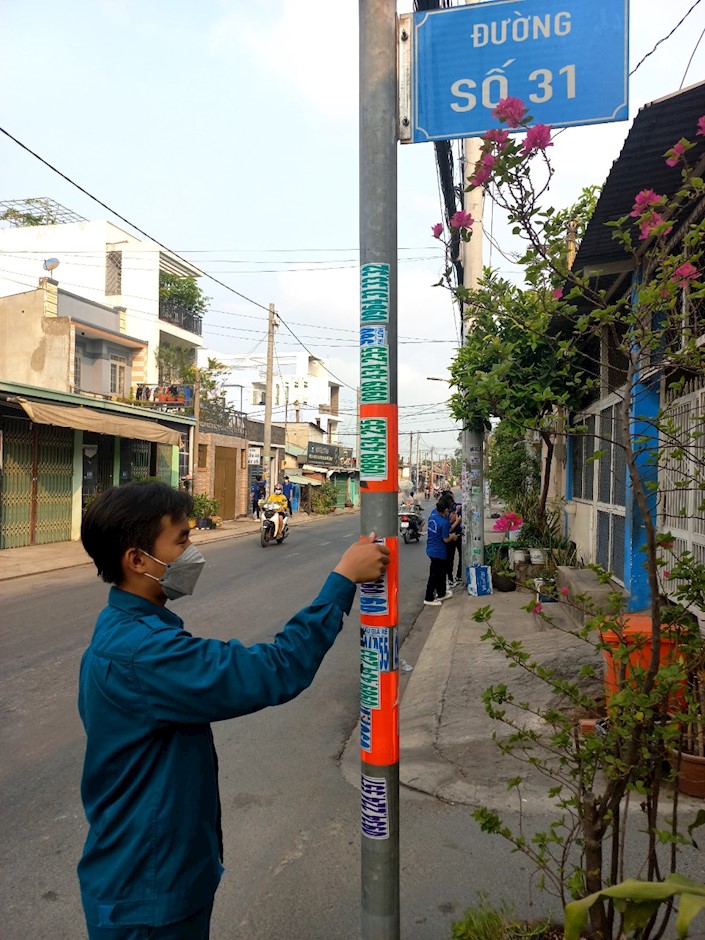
0,203,205,387
206,350,341,444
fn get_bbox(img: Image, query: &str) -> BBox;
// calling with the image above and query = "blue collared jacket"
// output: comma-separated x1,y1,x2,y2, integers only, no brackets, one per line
78,572,355,928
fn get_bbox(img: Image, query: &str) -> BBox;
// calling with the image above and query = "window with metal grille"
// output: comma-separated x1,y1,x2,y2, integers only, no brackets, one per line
571,429,584,499
598,406,613,503
110,354,126,396
106,250,122,295
74,343,85,391
570,415,596,500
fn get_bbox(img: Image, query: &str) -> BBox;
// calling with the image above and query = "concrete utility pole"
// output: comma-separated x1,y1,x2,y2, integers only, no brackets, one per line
359,1,399,937
263,302,277,492
408,432,413,482
192,369,201,486
460,132,485,577
416,433,420,490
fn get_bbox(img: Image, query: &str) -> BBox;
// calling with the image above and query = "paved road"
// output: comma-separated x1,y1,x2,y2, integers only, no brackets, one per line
1,512,456,939
0,511,570,939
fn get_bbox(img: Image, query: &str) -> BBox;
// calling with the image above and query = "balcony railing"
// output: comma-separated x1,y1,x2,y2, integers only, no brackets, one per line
158,300,203,336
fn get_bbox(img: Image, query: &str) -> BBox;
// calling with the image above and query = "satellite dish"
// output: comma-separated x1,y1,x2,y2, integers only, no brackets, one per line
43,258,60,272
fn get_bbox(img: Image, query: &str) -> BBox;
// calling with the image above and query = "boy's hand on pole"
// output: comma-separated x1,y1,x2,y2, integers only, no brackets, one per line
334,533,391,584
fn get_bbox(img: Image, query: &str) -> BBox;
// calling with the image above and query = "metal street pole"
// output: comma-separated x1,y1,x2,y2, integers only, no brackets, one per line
263,302,277,493
359,1,399,937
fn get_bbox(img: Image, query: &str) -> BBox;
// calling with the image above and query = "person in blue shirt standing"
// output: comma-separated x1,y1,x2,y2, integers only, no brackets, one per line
423,497,458,607
282,475,294,514
445,500,463,588
250,474,266,518
78,481,389,940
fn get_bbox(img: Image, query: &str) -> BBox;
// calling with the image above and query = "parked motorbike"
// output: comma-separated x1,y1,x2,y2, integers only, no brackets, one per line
259,500,289,547
398,503,424,544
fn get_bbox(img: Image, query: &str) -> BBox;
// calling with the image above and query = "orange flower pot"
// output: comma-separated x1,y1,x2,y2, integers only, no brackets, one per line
600,615,686,711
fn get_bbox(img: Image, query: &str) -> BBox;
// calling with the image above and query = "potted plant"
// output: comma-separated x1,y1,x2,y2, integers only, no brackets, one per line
191,493,218,529
668,664,705,799
534,575,558,603
489,511,523,591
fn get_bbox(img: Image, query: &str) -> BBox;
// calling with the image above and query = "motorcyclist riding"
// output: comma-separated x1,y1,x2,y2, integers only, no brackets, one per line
267,484,289,539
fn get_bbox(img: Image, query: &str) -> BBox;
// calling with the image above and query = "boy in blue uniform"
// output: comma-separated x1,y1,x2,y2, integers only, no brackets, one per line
423,497,458,607
78,482,389,939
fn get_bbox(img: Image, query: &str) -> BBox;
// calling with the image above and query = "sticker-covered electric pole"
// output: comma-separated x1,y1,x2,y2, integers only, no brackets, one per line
359,2,399,938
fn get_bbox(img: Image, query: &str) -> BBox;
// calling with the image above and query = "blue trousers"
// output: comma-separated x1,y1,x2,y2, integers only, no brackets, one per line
87,902,213,940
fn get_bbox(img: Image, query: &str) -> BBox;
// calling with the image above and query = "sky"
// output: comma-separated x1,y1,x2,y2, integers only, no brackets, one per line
1,0,704,458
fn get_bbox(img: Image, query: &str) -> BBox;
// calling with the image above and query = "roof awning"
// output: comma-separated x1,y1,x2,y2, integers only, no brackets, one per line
287,474,321,486
18,398,182,446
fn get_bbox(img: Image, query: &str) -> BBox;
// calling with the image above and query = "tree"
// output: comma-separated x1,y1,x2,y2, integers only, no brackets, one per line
158,272,210,314
437,98,705,939
155,344,195,384
153,347,239,430
447,240,596,522
487,420,540,504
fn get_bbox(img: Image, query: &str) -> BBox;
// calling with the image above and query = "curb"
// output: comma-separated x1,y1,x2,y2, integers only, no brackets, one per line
0,509,361,583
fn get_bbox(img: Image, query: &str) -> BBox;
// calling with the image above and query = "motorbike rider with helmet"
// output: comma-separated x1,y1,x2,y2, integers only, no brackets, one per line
267,484,289,539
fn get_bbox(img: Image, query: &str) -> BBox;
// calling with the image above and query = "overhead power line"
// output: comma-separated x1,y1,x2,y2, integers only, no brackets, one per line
0,125,361,389
630,0,703,75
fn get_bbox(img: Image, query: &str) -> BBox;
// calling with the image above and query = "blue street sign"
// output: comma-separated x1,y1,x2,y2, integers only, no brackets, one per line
407,0,629,143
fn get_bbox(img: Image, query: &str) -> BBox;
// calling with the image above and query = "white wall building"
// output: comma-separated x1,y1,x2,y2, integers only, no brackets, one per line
0,208,204,387
205,350,341,443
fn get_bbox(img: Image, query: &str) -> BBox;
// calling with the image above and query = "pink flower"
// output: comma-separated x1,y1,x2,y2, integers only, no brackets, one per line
431,222,443,239
521,124,553,155
481,151,497,170
639,212,672,241
531,603,544,615
449,210,474,230
492,96,527,128
664,570,671,580
492,511,523,533
483,128,510,151
698,116,705,137
630,189,664,217
469,165,492,187
665,140,686,167
671,262,700,288
552,288,563,300
560,586,570,596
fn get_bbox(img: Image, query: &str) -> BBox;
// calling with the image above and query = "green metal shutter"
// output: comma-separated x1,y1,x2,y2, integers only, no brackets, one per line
156,444,172,484
0,418,33,548
34,425,73,545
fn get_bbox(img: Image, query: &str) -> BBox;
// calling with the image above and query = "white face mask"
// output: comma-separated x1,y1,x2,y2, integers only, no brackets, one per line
142,544,206,600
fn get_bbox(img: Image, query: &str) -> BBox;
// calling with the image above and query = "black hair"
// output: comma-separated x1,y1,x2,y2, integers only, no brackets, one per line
437,493,455,513
81,482,193,585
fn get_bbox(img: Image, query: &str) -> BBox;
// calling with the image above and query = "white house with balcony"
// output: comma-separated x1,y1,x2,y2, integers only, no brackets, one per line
0,199,205,387
205,349,342,444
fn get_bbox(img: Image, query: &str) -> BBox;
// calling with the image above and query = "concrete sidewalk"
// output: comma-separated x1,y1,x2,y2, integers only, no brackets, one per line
340,582,606,812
